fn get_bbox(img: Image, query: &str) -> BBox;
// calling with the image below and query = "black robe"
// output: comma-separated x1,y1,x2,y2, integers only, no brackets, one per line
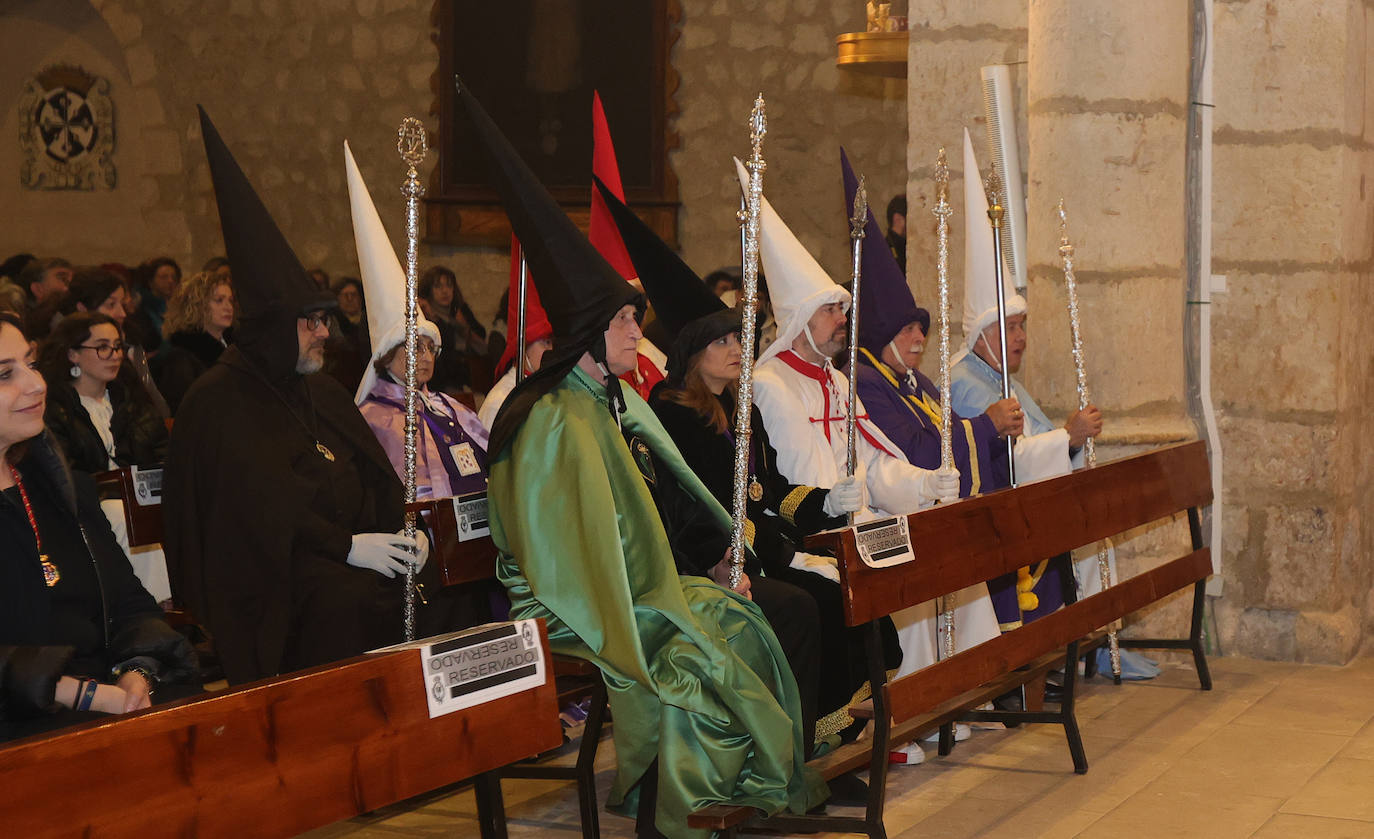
152,329,230,417
163,342,432,684
650,390,901,724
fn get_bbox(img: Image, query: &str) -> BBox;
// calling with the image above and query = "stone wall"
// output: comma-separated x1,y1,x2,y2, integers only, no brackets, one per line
904,0,1027,358
674,0,908,286
0,0,908,329
905,0,1374,662
1207,0,1374,662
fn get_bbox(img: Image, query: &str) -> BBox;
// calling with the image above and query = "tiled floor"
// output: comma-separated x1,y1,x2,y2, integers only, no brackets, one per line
305,654,1374,838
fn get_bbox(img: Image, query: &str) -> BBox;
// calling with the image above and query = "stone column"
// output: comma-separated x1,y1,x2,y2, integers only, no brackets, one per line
905,0,1028,331
1024,1,1192,437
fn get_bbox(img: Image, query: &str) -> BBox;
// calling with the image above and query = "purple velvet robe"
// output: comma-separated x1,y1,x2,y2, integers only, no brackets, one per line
359,378,490,499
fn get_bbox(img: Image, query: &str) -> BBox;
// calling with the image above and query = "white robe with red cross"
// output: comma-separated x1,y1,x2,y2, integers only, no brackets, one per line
752,349,1001,677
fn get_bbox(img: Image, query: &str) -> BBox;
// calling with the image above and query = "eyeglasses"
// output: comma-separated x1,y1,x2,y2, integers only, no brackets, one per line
394,340,441,358
77,342,125,359
302,311,335,331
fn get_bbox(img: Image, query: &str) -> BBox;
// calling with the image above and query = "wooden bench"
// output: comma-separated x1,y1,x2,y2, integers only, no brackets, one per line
410,493,610,839
0,623,563,839
94,466,165,549
689,439,1214,838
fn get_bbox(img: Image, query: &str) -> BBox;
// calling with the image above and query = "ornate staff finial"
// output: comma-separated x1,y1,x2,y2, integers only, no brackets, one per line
985,170,1003,207
748,94,767,171
985,170,1005,226
850,174,868,240
1058,198,1074,257
398,117,428,176
935,146,949,194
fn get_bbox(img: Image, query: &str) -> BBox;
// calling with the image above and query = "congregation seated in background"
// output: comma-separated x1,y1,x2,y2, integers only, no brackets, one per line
152,270,236,417
38,312,167,477
323,276,370,395
419,265,490,394
0,311,199,743
125,257,182,355
14,257,73,341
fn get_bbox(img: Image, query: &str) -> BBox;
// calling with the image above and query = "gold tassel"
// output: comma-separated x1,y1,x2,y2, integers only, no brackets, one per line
1016,566,1039,612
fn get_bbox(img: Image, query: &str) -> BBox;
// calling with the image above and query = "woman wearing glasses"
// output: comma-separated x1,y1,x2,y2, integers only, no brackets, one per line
357,322,490,501
38,312,168,475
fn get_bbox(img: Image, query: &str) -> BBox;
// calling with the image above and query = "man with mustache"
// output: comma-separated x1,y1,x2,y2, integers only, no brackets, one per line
163,110,429,685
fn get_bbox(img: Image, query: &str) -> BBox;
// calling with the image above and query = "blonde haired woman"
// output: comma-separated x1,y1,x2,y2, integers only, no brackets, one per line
152,271,235,415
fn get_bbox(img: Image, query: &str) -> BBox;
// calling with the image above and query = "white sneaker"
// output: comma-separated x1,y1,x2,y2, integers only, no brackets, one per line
889,741,926,765
921,724,971,743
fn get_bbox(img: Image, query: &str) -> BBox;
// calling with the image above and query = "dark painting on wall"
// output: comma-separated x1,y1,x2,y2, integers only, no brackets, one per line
429,0,681,246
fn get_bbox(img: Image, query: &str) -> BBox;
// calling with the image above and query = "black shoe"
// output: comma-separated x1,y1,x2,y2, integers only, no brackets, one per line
826,772,869,808
992,688,1024,726
1044,681,1066,703
993,688,1023,712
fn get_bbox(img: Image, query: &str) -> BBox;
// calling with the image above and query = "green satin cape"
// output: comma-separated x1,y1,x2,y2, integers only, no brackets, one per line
490,366,825,837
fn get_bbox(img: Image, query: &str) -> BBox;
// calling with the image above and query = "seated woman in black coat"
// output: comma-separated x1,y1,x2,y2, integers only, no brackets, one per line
152,270,235,416
0,312,197,742
38,312,168,474
648,310,899,744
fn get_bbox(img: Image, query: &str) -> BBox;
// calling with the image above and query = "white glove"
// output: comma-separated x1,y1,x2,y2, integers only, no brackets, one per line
823,474,866,517
789,551,840,583
918,467,961,506
347,532,420,578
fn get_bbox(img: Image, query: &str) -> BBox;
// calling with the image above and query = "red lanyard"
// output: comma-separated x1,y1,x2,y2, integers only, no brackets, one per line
8,465,60,587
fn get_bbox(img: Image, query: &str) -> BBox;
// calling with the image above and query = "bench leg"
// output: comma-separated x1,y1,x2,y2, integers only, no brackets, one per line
1023,674,1046,713
937,722,955,756
1188,508,1213,691
1188,580,1214,691
474,772,508,839
1124,511,1214,691
1059,642,1089,775
863,622,891,839
573,679,608,839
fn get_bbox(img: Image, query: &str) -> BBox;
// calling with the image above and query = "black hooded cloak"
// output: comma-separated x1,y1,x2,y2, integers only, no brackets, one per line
163,110,427,684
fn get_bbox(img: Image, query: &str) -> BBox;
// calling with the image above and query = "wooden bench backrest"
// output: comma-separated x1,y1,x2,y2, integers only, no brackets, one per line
406,495,498,587
806,440,1212,627
0,622,562,839
93,466,165,548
